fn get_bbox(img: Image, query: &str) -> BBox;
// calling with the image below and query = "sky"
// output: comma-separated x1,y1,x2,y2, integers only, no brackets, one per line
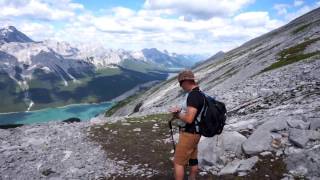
0,0,319,55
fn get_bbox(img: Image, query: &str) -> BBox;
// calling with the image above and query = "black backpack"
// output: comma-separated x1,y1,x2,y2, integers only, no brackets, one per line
196,92,227,137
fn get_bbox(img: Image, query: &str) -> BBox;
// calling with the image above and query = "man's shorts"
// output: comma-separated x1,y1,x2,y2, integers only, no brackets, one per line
173,131,201,166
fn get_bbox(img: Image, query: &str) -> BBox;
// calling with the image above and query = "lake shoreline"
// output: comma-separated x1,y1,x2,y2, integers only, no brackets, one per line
0,101,114,115
0,101,113,125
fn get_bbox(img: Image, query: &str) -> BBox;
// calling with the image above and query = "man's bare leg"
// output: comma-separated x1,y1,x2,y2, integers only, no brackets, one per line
188,165,198,180
174,163,185,180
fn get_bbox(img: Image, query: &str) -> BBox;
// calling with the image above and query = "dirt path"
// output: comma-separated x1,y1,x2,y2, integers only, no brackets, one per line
89,114,176,179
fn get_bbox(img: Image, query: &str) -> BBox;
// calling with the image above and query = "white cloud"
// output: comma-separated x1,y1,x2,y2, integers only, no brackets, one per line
0,0,83,21
144,0,255,19
112,7,136,18
284,5,313,21
273,4,290,15
273,0,319,21
1,0,307,55
234,12,270,27
89,9,282,53
210,12,283,42
294,0,304,7
93,16,134,34
20,22,55,39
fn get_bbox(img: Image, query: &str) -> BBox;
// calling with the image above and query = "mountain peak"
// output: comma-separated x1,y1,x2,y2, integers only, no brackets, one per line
0,26,34,43
1,26,17,33
6,26,17,31
142,48,161,53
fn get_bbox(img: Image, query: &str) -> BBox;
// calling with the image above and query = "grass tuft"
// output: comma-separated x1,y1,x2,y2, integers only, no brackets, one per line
261,37,320,73
104,93,142,117
292,23,312,34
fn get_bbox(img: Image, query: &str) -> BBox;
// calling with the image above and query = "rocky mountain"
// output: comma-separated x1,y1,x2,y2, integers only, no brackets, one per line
0,27,206,113
191,51,225,68
76,45,207,70
140,48,207,68
102,7,320,178
0,26,156,112
0,26,34,44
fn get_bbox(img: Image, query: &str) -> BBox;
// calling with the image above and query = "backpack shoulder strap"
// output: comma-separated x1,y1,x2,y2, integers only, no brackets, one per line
194,90,207,133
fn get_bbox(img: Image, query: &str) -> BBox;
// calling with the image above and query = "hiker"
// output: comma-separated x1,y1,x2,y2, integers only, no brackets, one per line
169,70,204,180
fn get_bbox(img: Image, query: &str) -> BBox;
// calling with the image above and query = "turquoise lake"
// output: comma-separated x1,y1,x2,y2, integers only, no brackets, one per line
0,102,113,125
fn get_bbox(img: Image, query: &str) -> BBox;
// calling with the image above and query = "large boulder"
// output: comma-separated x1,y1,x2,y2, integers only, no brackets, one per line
309,117,320,130
198,131,247,166
289,128,320,148
0,124,24,129
62,118,81,123
287,119,310,130
218,159,241,175
219,156,259,175
286,145,320,178
242,118,288,155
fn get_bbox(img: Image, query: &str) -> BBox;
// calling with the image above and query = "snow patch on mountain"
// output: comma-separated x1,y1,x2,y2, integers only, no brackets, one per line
0,42,51,64
40,66,52,73
26,101,34,112
43,40,79,57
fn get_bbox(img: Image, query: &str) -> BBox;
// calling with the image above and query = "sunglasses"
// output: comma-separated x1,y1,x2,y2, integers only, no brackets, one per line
179,80,185,86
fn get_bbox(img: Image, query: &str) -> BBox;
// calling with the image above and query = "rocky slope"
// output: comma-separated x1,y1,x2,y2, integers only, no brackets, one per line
103,7,320,179
0,113,291,179
0,121,159,179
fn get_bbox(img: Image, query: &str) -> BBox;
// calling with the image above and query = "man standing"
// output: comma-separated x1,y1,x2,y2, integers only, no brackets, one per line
169,70,204,180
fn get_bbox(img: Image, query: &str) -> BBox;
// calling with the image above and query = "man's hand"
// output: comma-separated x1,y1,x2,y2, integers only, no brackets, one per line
169,106,198,124
169,106,181,119
169,106,181,114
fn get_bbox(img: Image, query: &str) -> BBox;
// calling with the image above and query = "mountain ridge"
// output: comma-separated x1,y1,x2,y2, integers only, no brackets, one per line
0,26,208,69
0,26,208,113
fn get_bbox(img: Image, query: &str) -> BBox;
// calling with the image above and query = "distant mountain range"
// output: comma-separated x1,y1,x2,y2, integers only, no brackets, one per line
0,26,209,113
0,26,207,70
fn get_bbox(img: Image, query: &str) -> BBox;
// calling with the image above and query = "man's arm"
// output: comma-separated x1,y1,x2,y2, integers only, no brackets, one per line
175,106,198,124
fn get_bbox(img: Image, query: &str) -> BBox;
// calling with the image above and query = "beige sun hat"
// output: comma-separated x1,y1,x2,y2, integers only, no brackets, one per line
177,70,195,82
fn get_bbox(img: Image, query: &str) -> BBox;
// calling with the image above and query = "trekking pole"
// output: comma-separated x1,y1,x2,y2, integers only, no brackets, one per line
168,116,176,152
